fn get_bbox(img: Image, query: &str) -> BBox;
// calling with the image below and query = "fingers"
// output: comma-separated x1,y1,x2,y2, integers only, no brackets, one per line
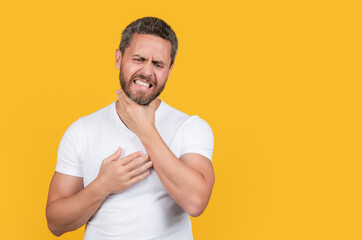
106,147,122,161
128,160,153,178
116,89,122,97
116,151,153,190
127,170,152,186
116,89,129,103
115,89,121,100
116,88,137,107
124,153,150,171
117,151,144,165
116,89,124,104
115,89,123,96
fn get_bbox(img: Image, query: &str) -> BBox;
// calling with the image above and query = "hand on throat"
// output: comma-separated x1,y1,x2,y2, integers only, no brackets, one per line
115,89,160,138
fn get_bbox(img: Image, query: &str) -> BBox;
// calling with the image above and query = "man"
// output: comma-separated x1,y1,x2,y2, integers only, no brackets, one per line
46,17,215,240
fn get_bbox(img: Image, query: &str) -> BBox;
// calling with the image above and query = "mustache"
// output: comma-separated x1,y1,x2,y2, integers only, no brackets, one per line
130,73,155,85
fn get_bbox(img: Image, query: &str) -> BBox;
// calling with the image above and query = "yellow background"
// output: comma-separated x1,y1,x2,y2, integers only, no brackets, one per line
1,0,361,239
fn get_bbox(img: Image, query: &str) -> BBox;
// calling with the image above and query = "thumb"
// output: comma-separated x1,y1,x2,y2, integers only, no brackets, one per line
116,88,126,99
117,88,133,104
148,98,158,109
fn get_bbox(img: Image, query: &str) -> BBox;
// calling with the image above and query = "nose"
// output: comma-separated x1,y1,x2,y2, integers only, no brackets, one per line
139,61,154,78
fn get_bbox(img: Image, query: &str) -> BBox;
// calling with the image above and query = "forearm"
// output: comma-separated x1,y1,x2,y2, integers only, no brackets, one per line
46,180,106,236
140,129,211,216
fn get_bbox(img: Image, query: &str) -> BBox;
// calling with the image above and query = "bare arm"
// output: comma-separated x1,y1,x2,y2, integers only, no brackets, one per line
46,148,153,236
116,90,215,217
141,129,215,217
46,172,105,236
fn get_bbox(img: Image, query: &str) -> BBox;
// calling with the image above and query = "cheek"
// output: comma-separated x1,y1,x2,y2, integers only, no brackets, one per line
122,63,140,78
155,72,169,86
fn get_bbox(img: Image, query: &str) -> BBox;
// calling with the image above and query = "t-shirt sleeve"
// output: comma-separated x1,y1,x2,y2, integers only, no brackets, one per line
55,118,83,177
180,116,214,162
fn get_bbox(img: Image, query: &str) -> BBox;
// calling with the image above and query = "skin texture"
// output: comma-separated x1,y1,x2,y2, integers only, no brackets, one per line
116,34,173,106
114,34,214,217
46,33,215,237
46,149,153,236
115,89,215,217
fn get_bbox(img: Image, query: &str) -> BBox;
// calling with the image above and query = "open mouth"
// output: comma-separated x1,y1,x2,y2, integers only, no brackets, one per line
134,79,153,89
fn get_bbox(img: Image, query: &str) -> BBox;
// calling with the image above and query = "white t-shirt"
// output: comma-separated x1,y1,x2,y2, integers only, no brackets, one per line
55,100,214,240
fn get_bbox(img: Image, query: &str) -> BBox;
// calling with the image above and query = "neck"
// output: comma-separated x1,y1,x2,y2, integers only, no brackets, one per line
115,98,161,127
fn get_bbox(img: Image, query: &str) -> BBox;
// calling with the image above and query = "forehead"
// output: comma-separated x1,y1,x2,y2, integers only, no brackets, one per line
125,34,172,62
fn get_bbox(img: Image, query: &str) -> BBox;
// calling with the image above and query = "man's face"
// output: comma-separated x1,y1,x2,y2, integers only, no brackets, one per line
116,34,174,106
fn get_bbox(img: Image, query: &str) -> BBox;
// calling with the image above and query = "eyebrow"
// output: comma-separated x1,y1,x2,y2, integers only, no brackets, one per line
132,54,166,66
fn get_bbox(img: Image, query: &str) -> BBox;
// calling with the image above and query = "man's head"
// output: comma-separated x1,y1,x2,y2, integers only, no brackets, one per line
119,17,178,67
116,17,178,106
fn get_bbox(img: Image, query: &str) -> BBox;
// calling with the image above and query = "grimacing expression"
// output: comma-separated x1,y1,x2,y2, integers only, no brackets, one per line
116,34,173,106
119,68,166,106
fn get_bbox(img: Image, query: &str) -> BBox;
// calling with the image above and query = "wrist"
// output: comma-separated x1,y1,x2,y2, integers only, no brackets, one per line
90,177,109,200
138,125,158,141
139,127,161,147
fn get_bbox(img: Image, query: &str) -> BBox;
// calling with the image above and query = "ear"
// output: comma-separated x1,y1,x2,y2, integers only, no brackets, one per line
167,63,174,79
115,49,122,70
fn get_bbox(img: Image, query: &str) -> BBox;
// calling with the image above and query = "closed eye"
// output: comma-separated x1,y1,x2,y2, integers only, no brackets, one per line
152,61,165,68
133,57,146,62
154,63,164,68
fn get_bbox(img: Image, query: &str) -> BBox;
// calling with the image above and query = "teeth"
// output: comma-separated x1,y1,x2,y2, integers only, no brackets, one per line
135,80,151,88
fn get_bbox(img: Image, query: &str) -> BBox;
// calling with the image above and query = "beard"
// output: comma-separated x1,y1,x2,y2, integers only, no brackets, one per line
119,68,166,106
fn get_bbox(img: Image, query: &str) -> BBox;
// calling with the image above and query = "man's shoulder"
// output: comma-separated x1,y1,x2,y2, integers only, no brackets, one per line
160,100,211,131
160,100,190,120
79,101,114,123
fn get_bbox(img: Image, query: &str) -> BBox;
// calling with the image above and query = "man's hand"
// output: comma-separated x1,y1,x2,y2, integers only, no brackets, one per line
114,89,214,218
95,147,153,197
46,147,153,236
115,89,159,138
